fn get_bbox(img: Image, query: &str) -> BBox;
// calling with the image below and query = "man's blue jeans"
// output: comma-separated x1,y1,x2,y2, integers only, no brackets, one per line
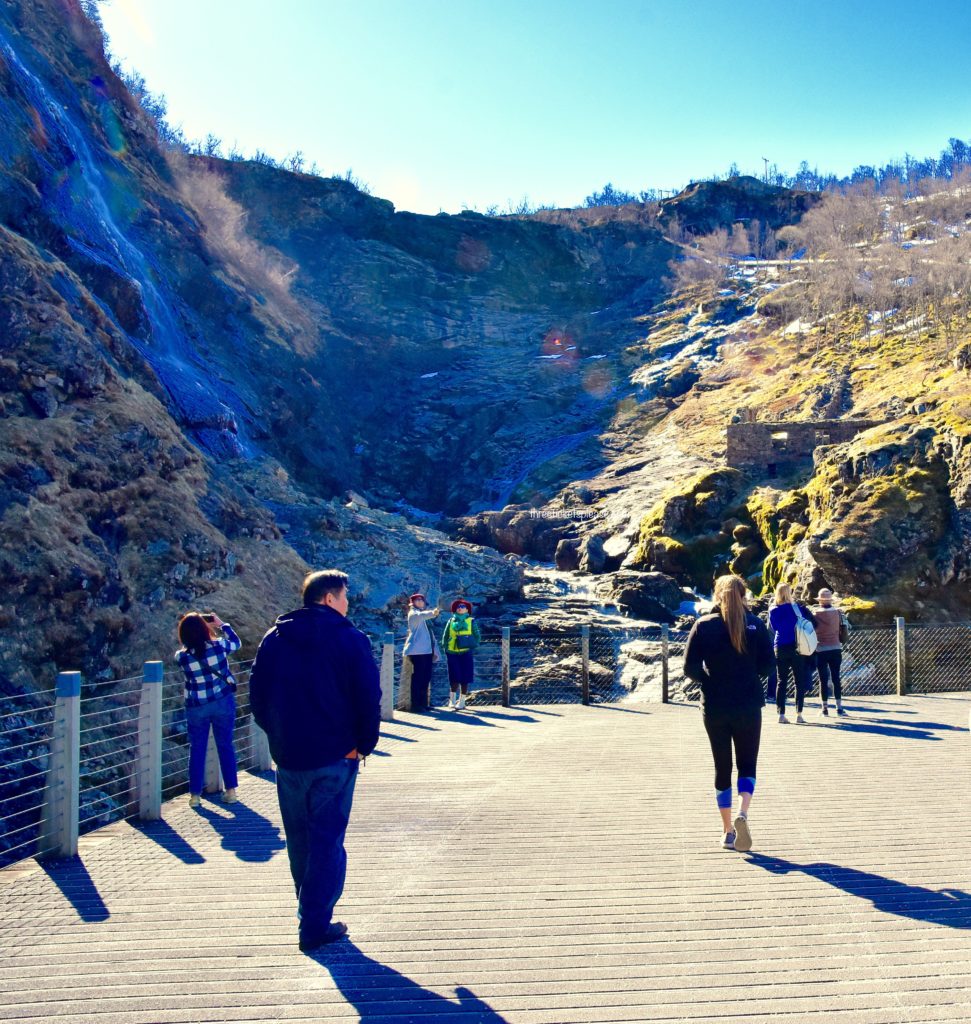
277,759,359,942
186,692,238,795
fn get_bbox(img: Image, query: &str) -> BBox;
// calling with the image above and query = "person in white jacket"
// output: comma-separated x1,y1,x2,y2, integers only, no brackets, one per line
402,594,440,711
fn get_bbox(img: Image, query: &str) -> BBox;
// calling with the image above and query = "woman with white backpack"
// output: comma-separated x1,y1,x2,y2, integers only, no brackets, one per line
768,583,817,724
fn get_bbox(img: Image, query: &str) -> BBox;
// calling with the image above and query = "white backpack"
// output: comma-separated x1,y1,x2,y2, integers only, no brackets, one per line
792,602,817,656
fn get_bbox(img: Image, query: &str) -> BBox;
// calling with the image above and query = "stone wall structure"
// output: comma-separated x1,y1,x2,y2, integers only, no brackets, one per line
726,419,877,476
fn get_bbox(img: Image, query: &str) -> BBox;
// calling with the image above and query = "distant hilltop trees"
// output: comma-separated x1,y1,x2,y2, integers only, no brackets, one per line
672,170,971,371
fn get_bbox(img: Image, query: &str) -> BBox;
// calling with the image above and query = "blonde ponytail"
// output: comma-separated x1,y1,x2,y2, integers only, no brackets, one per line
714,574,749,654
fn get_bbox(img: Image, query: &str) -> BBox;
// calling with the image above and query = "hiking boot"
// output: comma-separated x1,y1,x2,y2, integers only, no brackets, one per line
299,921,348,952
221,787,238,804
733,815,753,852
188,794,201,808
722,830,736,850
796,713,807,724
778,713,789,724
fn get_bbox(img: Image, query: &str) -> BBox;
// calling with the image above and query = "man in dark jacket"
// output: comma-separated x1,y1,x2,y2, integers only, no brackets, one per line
249,569,382,952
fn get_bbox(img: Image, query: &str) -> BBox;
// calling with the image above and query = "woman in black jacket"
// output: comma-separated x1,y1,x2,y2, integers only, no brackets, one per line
683,575,774,852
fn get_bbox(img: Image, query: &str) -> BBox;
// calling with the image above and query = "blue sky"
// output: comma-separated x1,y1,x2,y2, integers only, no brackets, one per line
98,0,971,215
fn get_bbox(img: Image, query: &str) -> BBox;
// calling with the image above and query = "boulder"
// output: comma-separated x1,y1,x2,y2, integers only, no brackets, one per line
554,538,581,571
579,535,607,574
595,570,685,623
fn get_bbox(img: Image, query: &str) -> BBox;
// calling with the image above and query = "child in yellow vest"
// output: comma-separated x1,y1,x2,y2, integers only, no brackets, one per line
441,600,481,709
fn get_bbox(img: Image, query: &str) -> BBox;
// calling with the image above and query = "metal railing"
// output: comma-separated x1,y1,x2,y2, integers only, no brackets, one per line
3,618,970,869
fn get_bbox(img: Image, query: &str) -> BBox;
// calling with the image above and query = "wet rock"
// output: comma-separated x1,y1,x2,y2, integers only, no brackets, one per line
595,570,685,623
555,538,582,571
579,535,607,574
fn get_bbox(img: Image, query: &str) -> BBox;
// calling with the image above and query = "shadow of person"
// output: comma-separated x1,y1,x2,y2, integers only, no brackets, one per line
196,798,285,863
747,853,971,928
831,720,941,741
307,939,509,1021
39,855,109,922
130,817,205,865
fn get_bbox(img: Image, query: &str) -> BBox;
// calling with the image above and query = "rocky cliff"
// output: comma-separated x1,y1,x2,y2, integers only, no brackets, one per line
5,0,965,706
0,0,683,689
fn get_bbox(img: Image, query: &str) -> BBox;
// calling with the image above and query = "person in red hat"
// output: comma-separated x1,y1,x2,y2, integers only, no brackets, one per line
441,600,481,709
402,593,440,712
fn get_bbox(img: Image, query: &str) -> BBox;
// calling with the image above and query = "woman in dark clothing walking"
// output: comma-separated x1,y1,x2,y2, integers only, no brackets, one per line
768,582,816,724
684,575,774,851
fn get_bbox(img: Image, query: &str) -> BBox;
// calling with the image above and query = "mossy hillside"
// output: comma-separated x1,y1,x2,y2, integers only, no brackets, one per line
607,251,971,619
630,468,758,590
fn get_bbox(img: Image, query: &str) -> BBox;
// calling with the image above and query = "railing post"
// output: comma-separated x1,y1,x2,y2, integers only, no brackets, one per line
661,625,670,704
204,733,224,793
398,655,413,711
895,616,907,696
581,625,590,705
380,632,395,722
138,661,163,820
250,718,273,772
501,627,511,707
40,671,81,858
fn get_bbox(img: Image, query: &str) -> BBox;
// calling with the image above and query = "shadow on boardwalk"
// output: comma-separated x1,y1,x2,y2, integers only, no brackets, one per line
39,856,109,922
309,939,509,1022
748,853,971,928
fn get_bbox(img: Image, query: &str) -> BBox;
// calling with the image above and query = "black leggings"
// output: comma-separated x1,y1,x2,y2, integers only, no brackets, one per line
776,645,809,713
816,649,843,702
408,654,433,711
703,708,762,792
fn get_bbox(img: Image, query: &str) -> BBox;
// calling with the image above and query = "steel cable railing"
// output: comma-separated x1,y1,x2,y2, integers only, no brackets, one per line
0,685,56,866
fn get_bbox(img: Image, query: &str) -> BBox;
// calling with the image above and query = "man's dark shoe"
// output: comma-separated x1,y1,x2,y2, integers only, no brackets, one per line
299,921,348,952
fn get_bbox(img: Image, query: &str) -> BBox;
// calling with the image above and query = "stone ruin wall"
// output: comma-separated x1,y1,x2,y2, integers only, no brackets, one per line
726,419,878,470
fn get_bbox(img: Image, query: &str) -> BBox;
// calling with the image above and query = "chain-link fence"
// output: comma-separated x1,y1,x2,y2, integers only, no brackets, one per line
906,624,971,694
392,622,971,710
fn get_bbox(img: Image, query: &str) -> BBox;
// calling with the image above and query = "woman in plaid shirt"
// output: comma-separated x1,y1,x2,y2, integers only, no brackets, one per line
175,612,242,808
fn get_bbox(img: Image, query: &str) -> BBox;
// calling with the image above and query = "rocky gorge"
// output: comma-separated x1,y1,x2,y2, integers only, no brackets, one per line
4,0,971,711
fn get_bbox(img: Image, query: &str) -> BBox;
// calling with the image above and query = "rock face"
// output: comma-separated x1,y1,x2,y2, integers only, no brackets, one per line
0,0,528,686
658,176,822,236
594,571,686,623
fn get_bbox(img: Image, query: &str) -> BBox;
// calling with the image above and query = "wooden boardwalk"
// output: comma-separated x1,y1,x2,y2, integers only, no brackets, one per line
2,693,971,1023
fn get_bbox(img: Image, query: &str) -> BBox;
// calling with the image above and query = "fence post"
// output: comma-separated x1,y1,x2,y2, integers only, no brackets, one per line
250,718,273,772
895,616,907,696
581,625,590,705
398,655,413,711
661,625,670,704
204,733,224,793
40,671,81,858
138,661,163,820
501,627,511,707
380,632,395,722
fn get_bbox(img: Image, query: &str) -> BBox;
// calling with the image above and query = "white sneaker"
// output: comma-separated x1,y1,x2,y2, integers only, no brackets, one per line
778,713,788,724
796,713,807,724
449,692,458,708
457,694,467,710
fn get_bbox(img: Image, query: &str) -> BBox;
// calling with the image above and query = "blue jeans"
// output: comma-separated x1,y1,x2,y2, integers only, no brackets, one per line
186,692,238,795
277,758,359,942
